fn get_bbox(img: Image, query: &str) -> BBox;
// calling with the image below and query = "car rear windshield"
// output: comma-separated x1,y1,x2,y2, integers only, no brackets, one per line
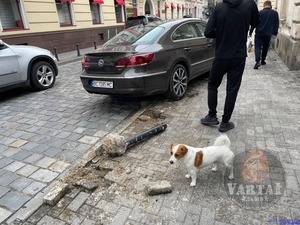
103,24,164,46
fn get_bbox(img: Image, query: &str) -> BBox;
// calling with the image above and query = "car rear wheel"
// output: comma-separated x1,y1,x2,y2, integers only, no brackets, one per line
166,64,188,101
30,61,56,91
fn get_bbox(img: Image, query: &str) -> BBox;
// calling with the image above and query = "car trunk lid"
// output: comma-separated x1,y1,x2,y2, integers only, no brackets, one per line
82,44,151,74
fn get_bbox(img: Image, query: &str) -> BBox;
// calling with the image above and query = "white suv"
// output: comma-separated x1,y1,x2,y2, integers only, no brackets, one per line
0,39,58,93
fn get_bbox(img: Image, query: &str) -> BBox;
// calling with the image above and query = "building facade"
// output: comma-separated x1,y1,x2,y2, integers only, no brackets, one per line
2,0,298,69
0,0,205,54
273,0,300,70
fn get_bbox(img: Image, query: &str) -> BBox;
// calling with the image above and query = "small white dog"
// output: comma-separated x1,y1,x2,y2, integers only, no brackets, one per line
169,134,234,186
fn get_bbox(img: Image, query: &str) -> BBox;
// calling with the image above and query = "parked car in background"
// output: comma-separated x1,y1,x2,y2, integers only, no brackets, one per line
125,15,161,29
0,39,58,93
80,18,215,100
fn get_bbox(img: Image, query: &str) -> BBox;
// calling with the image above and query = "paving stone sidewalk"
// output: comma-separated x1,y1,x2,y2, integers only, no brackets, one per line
4,50,300,225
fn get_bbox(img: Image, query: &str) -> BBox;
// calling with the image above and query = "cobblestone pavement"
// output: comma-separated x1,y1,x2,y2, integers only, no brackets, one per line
0,57,153,223
2,50,300,225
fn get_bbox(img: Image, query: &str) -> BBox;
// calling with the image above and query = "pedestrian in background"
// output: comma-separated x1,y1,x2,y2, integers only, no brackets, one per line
250,0,279,69
200,0,259,132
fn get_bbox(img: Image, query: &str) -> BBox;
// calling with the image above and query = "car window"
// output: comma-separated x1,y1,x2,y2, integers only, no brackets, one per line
134,26,164,44
104,23,163,46
194,22,206,37
172,23,200,41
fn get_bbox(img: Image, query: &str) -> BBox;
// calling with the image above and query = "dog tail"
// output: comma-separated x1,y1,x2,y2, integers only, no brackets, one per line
213,134,230,147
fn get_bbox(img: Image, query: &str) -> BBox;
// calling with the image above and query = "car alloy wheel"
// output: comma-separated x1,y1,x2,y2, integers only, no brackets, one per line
167,64,188,101
30,61,56,90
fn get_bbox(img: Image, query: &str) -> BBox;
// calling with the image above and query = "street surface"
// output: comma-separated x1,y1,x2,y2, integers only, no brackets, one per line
1,50,300,225
0,61,152,223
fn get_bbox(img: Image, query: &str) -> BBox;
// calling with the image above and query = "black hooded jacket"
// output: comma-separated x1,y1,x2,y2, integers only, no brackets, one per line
204,0,259,59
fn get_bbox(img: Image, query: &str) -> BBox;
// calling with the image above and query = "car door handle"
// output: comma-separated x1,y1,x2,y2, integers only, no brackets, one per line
184,47,191,52
206,44,213,48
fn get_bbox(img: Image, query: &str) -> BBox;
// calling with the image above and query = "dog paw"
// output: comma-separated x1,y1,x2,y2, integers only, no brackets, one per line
228,175,234,180
211,168,217,172
185,174,191,179
190,182,196,187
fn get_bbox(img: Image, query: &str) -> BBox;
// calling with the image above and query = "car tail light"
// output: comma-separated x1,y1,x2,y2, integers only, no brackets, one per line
82,56,90,69
116,53,154,67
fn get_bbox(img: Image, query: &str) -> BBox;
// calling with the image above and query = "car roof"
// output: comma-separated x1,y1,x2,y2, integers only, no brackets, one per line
156,18,205,28
127,15,160,20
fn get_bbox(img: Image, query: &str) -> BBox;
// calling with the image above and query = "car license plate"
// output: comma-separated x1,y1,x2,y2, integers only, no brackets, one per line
91,80,113,89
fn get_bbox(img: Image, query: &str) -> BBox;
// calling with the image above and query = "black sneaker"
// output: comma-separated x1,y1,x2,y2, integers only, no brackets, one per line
261,60,266,65
253,61,261,69
219,122,235,132
201,115,219,126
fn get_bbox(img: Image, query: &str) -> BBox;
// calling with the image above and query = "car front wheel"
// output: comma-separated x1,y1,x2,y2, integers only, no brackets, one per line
166,64,188,101
30,61,56,91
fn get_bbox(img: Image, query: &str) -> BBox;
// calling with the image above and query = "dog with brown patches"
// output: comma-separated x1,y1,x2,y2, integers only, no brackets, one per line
169,134,234,186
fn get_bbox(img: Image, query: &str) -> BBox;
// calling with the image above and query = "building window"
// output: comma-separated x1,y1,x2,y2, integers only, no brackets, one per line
177,4,180,18
164,2,169,20
132,0,137,17
90,0,104,24
0,0,24,30
55,0,74,26
115,0,125,23
171,3,175,19
157,1,160,17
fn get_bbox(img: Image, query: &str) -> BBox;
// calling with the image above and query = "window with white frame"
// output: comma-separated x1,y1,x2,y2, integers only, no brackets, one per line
55,0,74,26
0,0,24,30
115,0,125,23
90,0,104,24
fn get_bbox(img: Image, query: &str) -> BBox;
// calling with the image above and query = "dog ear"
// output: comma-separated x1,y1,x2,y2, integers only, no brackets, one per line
194,151,203,168
179,145,188,155
171,143,177,149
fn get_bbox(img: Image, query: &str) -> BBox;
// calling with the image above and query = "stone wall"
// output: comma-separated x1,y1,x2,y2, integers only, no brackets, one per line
274,0,300,70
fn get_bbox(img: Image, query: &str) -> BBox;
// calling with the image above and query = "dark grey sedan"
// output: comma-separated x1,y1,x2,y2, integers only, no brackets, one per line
80,18,214,100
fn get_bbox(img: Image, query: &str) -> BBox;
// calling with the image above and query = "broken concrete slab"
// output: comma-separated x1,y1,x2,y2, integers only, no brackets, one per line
76,179,98,192
146,180,172,196
43,182,69,206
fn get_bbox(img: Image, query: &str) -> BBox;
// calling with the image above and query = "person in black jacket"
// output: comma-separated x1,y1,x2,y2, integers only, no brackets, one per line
200,0,259,132
250,1,279,69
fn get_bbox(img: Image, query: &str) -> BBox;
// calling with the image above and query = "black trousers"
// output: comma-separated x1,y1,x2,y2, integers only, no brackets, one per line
207,57,246,123
254,35,271,62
